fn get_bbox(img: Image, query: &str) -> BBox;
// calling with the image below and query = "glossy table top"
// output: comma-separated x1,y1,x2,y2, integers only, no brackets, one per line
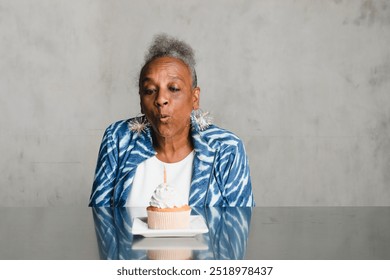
1,207,389,260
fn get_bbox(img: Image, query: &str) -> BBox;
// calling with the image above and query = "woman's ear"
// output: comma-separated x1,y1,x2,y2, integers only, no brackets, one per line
192,87,200,110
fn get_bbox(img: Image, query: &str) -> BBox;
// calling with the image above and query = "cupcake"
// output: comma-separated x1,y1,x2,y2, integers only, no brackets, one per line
147,182,191,229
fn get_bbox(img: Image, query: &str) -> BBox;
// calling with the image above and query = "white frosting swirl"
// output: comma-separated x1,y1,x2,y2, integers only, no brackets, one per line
149,183,187,208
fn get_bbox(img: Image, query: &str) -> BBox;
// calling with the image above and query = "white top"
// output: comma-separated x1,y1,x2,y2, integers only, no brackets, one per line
126,151,194,207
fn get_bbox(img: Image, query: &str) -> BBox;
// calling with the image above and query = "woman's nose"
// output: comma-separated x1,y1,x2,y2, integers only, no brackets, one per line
155,90,169,107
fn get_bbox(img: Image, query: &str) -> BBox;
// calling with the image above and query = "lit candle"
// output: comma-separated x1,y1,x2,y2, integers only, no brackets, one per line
163,165,167,184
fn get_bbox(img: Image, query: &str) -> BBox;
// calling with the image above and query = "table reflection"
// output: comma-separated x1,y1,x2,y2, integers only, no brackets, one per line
92,207,252,260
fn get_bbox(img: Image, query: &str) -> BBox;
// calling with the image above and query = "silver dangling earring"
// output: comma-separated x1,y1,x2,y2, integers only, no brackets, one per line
191,108,212,131
129,114,150,134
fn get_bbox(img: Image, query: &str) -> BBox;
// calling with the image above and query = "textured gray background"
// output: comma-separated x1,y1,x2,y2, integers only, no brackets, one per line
1,0,389,206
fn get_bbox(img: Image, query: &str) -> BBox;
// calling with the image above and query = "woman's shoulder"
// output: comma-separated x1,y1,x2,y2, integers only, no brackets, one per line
100,118,144,147
103,118,136,137
199,124,244,150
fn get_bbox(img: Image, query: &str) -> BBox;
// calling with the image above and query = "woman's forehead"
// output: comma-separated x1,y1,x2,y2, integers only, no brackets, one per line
141,57,192,82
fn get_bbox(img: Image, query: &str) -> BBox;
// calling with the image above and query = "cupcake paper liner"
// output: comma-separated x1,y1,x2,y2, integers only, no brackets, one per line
147,209,191,229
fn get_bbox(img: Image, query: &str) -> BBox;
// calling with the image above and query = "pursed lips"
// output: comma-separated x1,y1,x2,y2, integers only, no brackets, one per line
158,114,171,122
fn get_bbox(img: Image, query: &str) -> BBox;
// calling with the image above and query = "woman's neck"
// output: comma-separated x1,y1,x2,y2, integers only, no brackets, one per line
153,133,193,163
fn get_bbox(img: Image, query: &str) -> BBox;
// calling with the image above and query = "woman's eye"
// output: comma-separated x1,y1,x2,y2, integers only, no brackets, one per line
143,88,156,95
169,86,180,92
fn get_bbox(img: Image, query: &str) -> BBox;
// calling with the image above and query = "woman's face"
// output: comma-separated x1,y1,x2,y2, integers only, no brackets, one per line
139,57,200,140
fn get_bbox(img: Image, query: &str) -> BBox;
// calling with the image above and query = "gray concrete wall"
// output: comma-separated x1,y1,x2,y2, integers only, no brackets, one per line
1,0,389,206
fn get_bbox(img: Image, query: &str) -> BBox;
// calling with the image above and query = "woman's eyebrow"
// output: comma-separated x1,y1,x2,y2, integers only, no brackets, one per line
140,77,152,84
167,75,185,82
141,75,185,84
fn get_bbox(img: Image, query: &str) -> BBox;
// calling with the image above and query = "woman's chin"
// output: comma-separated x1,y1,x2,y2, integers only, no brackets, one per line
151,122,189,139
153,127,173,138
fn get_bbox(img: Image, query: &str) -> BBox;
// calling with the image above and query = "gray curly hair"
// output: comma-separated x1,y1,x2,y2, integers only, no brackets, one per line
140,34,197,88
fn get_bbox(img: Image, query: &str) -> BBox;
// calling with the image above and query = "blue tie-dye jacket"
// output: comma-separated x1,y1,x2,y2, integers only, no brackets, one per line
89,117,254,207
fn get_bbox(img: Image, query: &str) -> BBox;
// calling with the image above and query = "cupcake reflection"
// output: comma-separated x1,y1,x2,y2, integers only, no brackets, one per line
132,236,207,260
147,249,192,260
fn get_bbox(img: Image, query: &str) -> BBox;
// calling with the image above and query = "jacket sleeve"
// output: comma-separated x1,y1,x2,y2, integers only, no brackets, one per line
89,125,119,206
218,140,254,207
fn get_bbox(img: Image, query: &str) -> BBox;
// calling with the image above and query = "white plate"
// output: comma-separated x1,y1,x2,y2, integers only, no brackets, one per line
132,236,208,250
132,215,208,238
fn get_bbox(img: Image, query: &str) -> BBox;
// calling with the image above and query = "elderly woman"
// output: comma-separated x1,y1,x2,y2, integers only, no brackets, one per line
89,34,254,207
